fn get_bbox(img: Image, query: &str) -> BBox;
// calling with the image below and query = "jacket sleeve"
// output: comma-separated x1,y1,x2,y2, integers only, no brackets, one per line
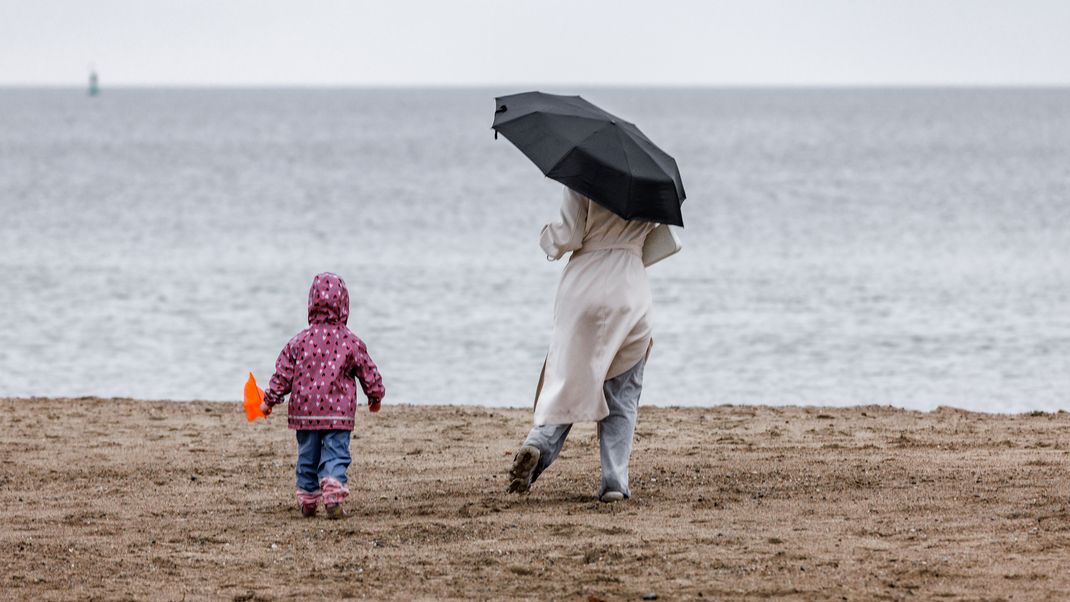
539,188,588,260
264,338,297,407
351,339,385,403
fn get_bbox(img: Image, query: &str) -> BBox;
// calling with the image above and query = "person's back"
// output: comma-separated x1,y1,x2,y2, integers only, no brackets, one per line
532,187,654,420
267,273,383,428
540,188,654,260
581,198,656,251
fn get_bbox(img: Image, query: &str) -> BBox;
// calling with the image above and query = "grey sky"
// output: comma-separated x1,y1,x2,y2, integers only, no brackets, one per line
2,0,1068,86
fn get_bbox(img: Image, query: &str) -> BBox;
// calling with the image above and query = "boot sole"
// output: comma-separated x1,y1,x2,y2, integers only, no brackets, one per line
508,445,540,494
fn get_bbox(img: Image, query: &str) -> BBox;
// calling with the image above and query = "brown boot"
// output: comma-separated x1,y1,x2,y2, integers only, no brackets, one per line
325,503,347,520
507,445,541,494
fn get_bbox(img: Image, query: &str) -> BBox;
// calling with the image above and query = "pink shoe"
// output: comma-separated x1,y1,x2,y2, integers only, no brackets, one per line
296,489,321,518
319,477,349,506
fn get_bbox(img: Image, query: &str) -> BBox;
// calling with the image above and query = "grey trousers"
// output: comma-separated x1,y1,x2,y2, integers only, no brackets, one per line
523,356,646,497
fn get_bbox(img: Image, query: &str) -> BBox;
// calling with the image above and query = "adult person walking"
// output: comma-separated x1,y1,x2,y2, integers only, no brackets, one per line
511,187,656,502
491,92,686,502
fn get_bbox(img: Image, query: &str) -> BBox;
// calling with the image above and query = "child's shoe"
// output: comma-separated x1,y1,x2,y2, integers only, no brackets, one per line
507,445,541,494
320,477,349,503
600,491,626,503
320,477,349,519
296,489,322,517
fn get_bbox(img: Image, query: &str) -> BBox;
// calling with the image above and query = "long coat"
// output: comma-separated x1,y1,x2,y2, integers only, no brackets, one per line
534,188,655,425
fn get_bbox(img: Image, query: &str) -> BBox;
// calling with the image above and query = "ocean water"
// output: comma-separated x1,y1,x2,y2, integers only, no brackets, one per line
1,87,1068,412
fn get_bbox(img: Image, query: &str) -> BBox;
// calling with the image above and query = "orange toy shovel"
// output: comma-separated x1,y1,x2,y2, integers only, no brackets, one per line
243,372,268,421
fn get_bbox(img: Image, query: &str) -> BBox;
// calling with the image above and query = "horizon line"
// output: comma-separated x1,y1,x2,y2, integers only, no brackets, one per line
2,82,1069,90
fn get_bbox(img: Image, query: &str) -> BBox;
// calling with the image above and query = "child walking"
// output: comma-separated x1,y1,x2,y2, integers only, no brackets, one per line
260,272,385,519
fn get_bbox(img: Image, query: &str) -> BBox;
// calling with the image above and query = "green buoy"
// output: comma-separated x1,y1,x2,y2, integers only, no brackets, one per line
88,69,99,97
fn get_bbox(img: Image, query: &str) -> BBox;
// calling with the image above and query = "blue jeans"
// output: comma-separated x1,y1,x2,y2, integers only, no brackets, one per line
295,430,351,493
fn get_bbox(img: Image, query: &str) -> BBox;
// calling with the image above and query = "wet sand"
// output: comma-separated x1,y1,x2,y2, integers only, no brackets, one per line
2,397,1070,601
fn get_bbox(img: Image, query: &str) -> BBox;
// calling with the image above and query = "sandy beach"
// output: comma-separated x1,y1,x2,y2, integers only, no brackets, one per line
2,398,1070,600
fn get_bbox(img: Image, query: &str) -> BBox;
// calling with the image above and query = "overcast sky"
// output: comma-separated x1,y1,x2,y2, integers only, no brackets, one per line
1,0,1068,86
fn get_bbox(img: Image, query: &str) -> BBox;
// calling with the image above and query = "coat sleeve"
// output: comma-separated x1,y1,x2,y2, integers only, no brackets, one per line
351,338,386,403
264,338,297,407
539,188,588,260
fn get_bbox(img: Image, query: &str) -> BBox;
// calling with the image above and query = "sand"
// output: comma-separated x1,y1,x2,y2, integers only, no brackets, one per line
2,398,1070,601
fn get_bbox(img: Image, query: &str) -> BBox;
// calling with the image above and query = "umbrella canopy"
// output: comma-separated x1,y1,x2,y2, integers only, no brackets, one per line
492,91,686,227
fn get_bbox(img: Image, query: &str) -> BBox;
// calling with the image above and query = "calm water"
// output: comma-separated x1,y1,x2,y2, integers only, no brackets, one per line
1,87,1068,412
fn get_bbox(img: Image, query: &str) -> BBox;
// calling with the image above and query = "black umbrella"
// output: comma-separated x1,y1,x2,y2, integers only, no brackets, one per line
492,91,686,227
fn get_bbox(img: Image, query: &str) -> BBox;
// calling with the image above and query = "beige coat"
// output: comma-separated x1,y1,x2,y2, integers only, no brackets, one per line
534,188,655,425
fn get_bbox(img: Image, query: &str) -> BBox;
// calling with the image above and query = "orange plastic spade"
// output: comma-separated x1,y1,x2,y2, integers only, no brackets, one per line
243,372,267,421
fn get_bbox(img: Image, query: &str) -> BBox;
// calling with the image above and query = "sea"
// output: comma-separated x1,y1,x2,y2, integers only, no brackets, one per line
1,87,1067,412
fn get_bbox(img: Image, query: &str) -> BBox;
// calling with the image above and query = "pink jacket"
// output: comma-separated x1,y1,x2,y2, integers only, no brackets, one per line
265,273,385,430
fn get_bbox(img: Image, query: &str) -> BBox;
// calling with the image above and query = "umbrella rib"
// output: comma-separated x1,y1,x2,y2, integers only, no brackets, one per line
621,127,677,178
614,126,635,215
496,112,622,171
559,95,616,120
547,121,616,174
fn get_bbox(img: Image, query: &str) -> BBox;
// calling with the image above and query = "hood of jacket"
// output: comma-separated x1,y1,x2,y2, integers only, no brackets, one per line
307,272,349,326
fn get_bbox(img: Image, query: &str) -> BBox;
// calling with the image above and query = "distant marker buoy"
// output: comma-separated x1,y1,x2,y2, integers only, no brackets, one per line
88,69,99,97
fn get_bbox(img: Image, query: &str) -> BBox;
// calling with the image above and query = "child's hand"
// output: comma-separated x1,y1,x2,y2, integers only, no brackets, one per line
260,401,272,416
369,399,381,413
